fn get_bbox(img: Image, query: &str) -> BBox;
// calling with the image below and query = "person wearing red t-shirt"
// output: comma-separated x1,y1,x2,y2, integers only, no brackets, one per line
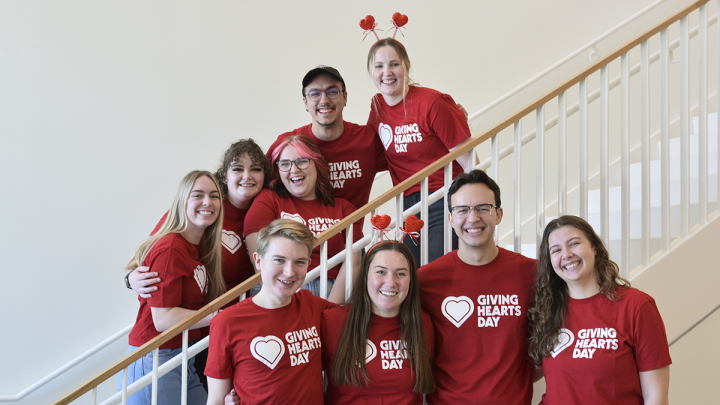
245,134,363,304
366,38,475,265
127,139,271,300
119,171,226,405
418,170,537,404
123,140,271,390
322,241,435,405
205,219,335,405
268,66,388,212
528,216,671,405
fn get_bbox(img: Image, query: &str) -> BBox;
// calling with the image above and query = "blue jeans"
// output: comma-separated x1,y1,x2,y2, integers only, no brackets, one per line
118,345,207,405
300,277,335,298
403,192,458,265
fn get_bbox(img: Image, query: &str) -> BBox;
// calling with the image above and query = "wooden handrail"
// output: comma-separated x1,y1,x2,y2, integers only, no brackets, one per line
52,1,709,403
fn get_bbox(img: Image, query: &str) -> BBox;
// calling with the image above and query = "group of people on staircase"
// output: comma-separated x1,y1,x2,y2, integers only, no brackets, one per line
118,34,671,405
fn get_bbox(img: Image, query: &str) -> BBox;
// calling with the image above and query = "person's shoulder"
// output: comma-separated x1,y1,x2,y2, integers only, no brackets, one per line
616,286,656,305
211,298,254,326
336,197,357,211
418,251,457,277
255,188,280,202
322,304,349,322
342,121,376,137
297,289,335,310
497,247,538,266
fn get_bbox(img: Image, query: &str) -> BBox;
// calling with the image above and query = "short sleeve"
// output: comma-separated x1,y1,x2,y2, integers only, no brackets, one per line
340,200,364,243
145,246,185,308
427,93,471,150
633,296,672,372
205,314,235,379
244,190,280,236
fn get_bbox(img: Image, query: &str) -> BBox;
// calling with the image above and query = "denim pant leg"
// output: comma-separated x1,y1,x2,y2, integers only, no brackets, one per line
403,192,458,265
118,345,207,405
300,277,336,298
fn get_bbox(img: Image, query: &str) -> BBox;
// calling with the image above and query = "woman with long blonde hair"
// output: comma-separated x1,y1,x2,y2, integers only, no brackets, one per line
120,170,225,405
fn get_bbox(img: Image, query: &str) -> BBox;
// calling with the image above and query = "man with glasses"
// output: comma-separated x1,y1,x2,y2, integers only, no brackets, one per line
418,169,538,404
268,66,387,212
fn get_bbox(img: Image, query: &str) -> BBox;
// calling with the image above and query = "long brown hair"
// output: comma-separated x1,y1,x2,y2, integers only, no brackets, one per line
332,241,434,394
126,171,226,302
527,215,630,365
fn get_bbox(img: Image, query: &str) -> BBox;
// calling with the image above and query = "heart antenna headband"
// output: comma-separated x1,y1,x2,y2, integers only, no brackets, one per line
367,214,424,254
359,12,408,42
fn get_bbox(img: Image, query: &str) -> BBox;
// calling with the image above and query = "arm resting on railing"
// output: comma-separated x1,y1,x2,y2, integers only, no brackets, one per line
151,307,213,332
639,366,670,405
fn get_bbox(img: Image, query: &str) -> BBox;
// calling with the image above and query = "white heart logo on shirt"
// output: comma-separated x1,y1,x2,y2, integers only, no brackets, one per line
365,339,377,364
442,296,474,328
221,230,242,254
550,328,575,358
251,335,285,370
193,265,207,293
378,122,393,150
280,212,306,226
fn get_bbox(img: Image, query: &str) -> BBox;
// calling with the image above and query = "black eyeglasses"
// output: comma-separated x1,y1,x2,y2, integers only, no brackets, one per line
276,158,311,172
304,88,343,102
450,204,498,218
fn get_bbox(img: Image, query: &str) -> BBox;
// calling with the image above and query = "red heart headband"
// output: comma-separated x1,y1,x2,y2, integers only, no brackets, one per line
359,12,409,42
368,214,424,254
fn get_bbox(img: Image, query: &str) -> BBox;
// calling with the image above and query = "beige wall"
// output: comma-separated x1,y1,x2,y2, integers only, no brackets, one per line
0,1,704,403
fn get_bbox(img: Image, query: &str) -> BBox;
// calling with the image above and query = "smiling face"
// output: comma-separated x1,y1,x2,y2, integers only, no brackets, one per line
225,153,264,209
303,74,346,132
183,175,221,243
367,250,411,318
548,225,598,297
278,145,317,201
448,183,503,252
254,236,311,308
371,45,408,105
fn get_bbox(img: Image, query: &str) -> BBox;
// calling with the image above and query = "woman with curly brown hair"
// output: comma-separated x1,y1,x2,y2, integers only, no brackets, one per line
528,215,671,405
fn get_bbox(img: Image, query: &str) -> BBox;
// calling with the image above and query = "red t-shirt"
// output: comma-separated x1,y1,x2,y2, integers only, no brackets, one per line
205,290,334,405
151,198,254,291
539,287,672,405
269,121,388,210
321,305,435,405
243,189,363,279
418,248,537,405
128,233,208,349
366,86,471,196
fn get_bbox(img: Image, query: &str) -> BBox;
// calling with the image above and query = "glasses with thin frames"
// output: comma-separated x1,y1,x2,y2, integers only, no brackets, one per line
305,88,342,102
451,204,498,219
276,157,311,172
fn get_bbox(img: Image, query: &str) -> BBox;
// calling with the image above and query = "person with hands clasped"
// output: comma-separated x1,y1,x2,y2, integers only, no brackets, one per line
365,27,474,264
321,240,435,405
528,216,671,405
205,219,335,405
119,171,225,405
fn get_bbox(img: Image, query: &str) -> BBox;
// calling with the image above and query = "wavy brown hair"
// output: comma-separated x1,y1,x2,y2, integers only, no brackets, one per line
213,138,272,199
126,171,226,302
527,215,630,365
332,241,434,394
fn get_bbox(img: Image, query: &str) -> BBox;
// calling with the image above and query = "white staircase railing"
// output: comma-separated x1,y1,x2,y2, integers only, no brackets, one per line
50,1,716,403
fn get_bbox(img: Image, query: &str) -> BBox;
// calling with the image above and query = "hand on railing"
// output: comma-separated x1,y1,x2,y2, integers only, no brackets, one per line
128,266,161,299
